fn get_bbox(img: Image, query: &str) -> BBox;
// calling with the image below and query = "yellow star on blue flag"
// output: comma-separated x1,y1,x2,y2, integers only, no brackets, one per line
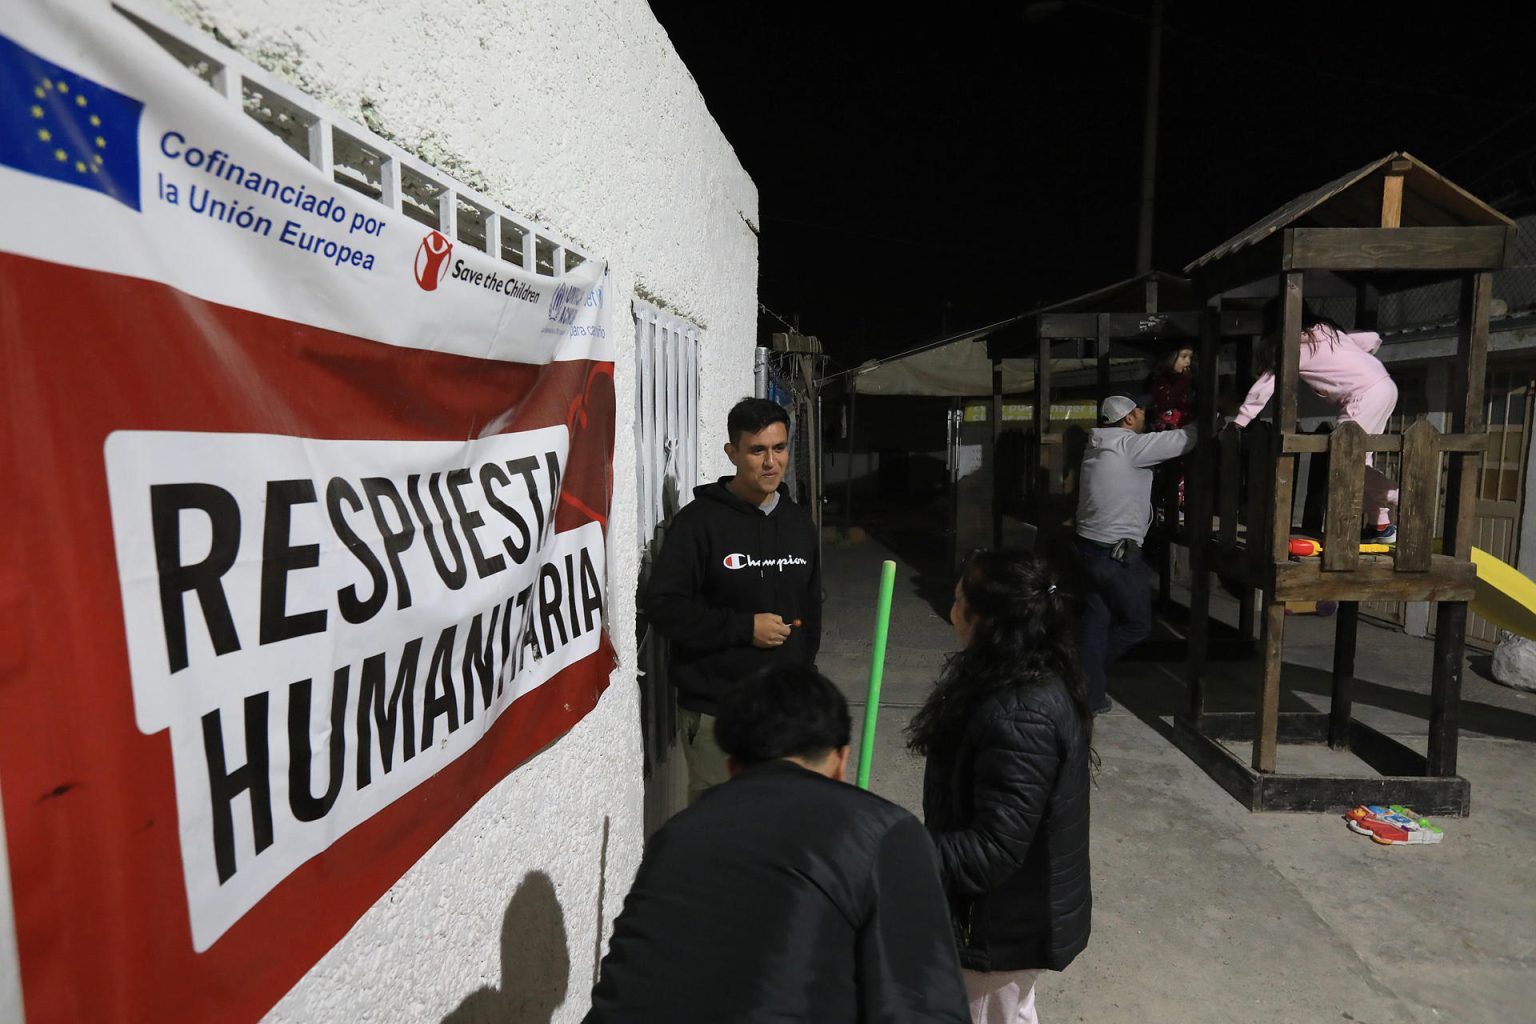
1,33,144,210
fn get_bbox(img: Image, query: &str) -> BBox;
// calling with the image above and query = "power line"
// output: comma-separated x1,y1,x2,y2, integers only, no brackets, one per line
1461,139,1536,196
758,301,799,333
1444,105,1536,176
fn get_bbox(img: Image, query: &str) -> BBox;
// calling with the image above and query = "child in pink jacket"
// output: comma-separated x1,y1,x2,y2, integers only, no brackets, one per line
1233,310,1399,540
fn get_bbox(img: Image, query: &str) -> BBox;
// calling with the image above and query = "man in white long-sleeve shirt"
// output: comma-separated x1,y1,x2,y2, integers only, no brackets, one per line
1075,394,1197,713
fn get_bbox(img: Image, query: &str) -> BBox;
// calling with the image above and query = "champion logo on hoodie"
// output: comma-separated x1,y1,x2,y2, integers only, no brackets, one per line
723,552,809,571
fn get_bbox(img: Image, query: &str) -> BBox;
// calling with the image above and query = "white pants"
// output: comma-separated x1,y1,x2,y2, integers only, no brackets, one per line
963,968,1040,1024
1341,377,1400,527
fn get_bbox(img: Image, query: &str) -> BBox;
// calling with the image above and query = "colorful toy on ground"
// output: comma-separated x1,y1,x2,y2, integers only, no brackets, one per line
1345,804,1445,845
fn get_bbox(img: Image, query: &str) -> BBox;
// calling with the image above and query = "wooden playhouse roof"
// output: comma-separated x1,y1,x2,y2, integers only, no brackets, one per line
1184,152,1516,294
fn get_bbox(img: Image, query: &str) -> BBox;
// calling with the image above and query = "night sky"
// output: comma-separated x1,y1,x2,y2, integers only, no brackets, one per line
648,1,1536,368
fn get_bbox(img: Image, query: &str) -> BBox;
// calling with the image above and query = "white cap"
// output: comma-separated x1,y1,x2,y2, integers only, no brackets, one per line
1100,394,1141,424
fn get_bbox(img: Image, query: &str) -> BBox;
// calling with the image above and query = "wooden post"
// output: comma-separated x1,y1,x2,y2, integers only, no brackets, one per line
1329,602,1358,749
1096,314,1111,402
948,399,962,571
1254,271,1303,773
1035,330,1051,514
1275,271,1304,499
1380,157,1411,229
1445,273,1491,559
1431,600,1468,777
1219,428,1239,549
1236,324,1256,639
1185,301,1221,722
1429,271,1491,776
1158,486,1174,607
845,388,857,530
1330,280,1381,749
1245,425,1268,563
1243,423,1268,641
992,358,1004,550
1135,313,1175,606
1258,594,1287,758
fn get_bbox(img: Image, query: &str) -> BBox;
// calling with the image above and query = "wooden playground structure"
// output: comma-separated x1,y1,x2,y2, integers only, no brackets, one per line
1174,153,1518,814
867,151,1519,814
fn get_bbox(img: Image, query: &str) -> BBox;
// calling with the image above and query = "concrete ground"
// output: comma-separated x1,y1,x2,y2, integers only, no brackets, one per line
818,528,1536,1024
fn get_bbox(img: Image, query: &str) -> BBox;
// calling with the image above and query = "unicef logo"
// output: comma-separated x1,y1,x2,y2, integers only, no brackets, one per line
723,553,749,570
413,230,453,291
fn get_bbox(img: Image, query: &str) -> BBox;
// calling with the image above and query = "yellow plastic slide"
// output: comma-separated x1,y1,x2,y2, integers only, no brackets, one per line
1471,547,1536,640
1287,538,1536,637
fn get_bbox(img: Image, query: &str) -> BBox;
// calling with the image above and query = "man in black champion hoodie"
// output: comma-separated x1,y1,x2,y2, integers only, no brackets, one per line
645,397,822,804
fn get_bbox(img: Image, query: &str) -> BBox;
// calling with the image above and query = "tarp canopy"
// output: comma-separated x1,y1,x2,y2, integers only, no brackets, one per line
849,336,1138,398
851,337,1029,397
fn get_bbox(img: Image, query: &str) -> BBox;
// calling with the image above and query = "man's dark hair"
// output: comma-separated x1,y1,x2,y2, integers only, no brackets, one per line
726,397,790,446
714,666,851,766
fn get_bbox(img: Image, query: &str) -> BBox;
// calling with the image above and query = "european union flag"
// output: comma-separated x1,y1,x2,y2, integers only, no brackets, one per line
0,33,144,210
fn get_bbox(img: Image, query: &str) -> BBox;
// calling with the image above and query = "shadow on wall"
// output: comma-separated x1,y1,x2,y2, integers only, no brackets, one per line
442,870,571,1024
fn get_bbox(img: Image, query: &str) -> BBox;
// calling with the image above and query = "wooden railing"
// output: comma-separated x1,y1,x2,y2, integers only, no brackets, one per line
1207,419,1486,585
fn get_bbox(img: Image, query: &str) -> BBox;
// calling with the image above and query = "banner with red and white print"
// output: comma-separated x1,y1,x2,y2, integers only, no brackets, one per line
0,4,616,1021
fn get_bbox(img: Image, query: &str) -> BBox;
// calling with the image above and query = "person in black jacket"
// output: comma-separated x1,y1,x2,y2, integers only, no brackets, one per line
586,666,969,1023
645,397,822,803
908,550,1093,1024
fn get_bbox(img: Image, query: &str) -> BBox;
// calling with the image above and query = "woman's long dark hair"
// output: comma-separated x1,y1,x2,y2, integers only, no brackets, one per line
906,550,1092,757
1257,300,1347,369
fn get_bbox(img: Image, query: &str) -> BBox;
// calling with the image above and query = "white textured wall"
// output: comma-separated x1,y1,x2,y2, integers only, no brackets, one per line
149,1,758,1019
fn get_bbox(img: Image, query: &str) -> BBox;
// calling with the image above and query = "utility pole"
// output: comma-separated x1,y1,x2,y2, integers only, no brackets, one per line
1135,0,1164,274
1024,0,1164,274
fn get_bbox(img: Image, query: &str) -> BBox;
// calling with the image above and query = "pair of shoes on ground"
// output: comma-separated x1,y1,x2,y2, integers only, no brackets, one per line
1091,699,1114,716
1362,524,1398,544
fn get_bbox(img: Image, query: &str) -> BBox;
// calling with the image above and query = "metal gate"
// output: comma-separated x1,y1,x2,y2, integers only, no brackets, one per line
1363,365,1535,646
633,301,701,788
1430,366,1535,647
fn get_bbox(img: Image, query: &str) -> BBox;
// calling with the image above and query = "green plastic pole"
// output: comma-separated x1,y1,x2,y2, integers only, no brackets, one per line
857,560,898,790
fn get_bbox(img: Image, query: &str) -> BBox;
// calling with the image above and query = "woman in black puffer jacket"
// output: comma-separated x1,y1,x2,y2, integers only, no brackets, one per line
909,550,1093,1024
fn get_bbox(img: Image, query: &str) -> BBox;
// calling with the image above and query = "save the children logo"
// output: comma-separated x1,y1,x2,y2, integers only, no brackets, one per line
723,553,808,571
413,231,547,303
413,229,453,291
